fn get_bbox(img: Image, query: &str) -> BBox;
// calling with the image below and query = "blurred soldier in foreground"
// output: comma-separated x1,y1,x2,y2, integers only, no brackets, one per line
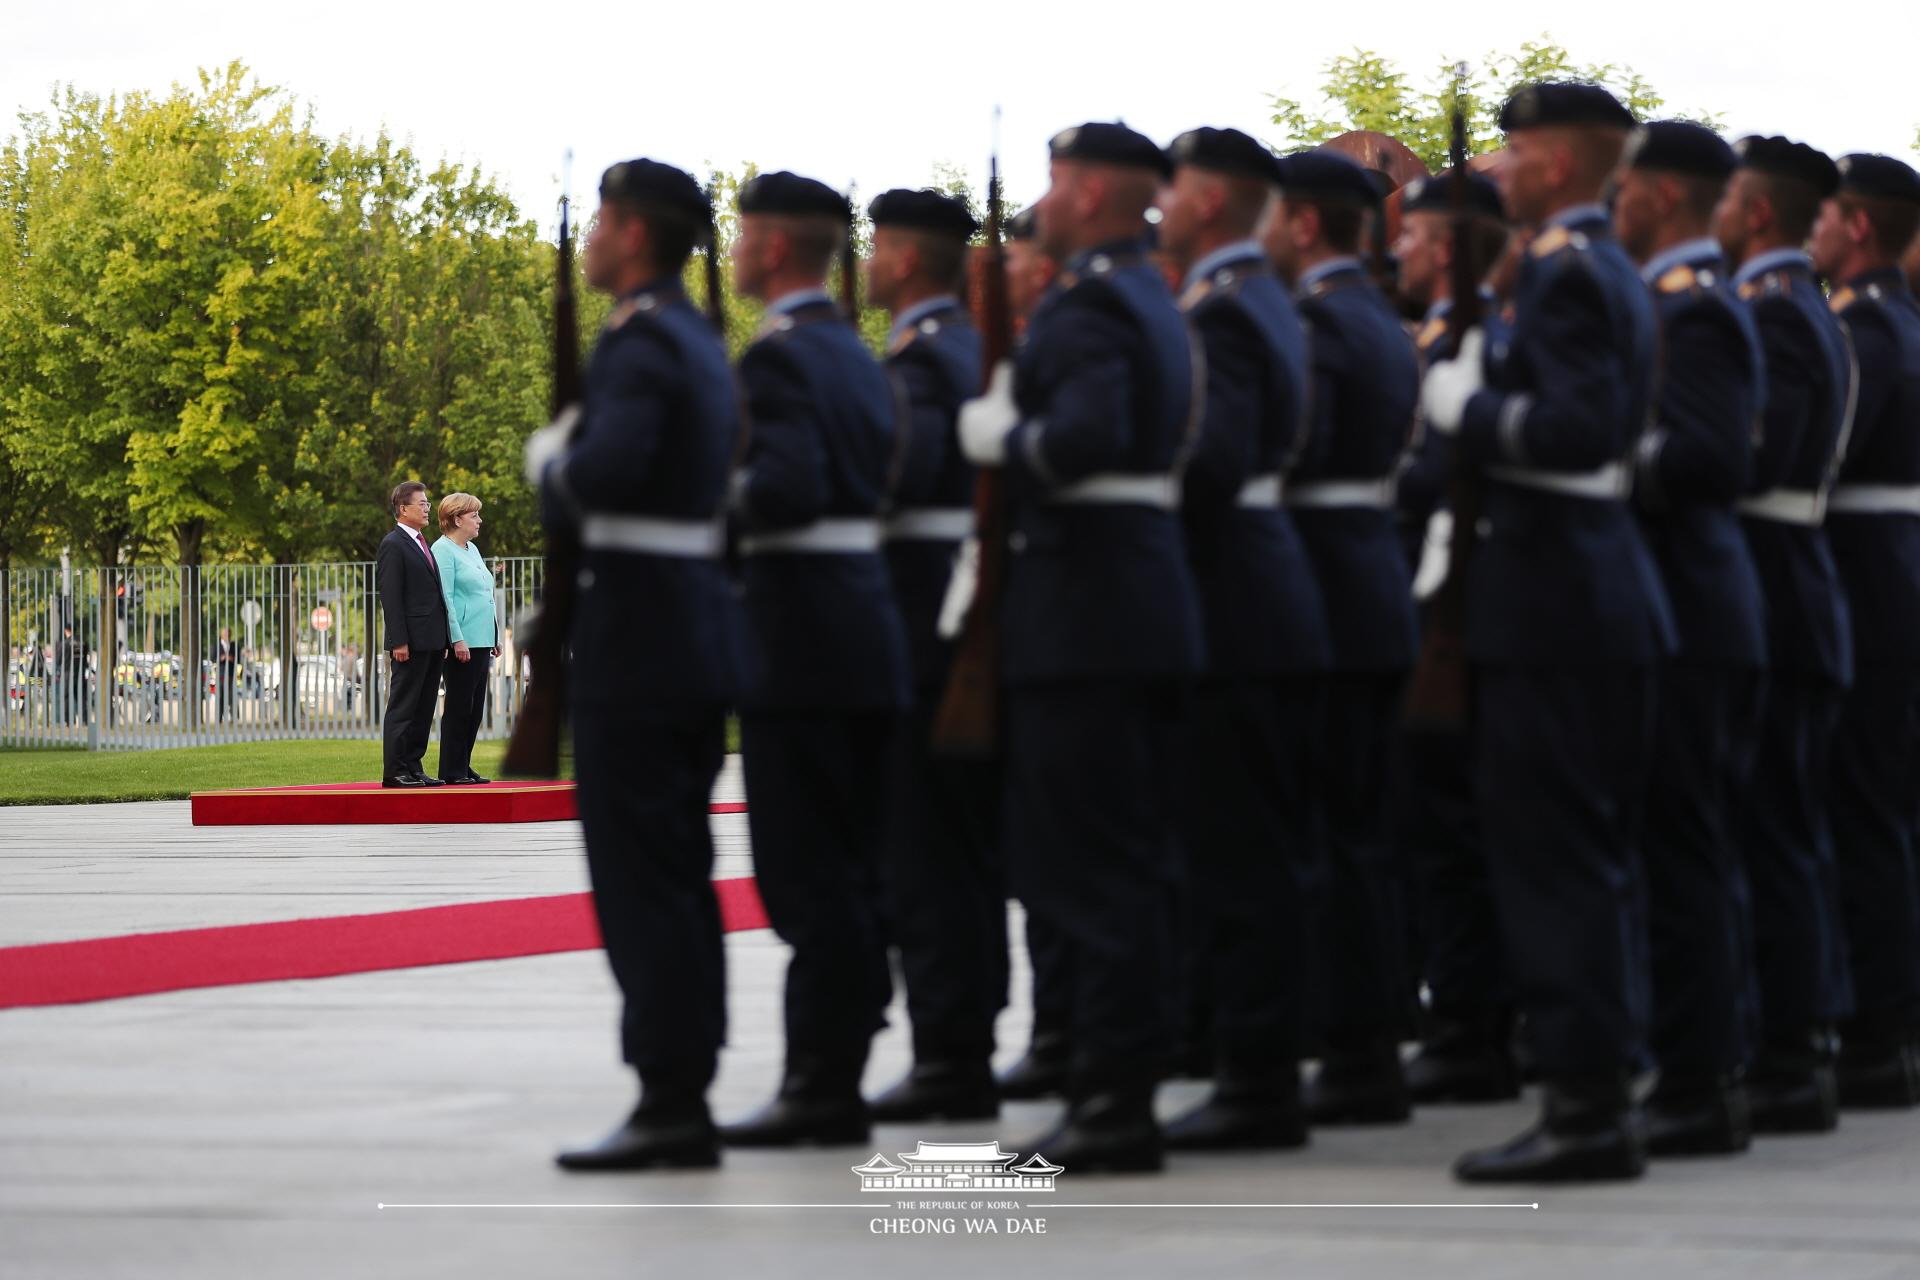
957,122,1203,1171
543,159,740,1171
860,187,1006,1123
723,171,910,1148
1421,82,1674,1182
1716,136,1857,1132
1156,127,1330,1150
1809,152,1920,1109
1612,121,1768,1155
1264,148,1421,1127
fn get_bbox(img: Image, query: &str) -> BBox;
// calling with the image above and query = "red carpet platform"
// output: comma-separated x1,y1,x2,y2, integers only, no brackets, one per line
189,780,750,826
0,880,769,1009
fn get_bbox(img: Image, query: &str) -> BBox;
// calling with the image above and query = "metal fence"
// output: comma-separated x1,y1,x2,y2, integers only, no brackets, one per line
2,557,544,751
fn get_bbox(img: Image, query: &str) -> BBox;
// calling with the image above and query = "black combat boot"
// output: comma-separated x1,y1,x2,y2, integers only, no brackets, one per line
1454,1073,1646,1183
1164,1057,1309,1151
868,1058,999,1123
1024,1076,1163,1174
557,1086,720,1171
721,1052,870,1148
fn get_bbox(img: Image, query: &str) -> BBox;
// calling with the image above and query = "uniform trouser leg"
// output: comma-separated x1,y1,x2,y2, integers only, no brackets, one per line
1178,676,1320,1068
572,702,728,1095
1644,664,1764,1076
885,691,1007,1064
1476,666,1654,1075
1023,911,1073,1041
741,711,895,1061
437,650,491,780
1400,720,1509,1026
1738,675,1851,1036
1005,680,1183,1092
1318,669,1413,1045
1830,663,1920,1036
382,648,444,778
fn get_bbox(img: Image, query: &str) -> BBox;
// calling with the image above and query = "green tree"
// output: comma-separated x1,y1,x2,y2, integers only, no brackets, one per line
1270,36,1720,171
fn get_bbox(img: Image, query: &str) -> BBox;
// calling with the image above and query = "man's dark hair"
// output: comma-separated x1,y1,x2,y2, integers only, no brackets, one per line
1752,171,1825,244
606,198,705,275
389,480,427,517
1300,197,1367,254
1840,193,1920,259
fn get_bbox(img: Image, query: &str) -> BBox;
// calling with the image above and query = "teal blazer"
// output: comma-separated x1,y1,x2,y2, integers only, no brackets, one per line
431,537,498,648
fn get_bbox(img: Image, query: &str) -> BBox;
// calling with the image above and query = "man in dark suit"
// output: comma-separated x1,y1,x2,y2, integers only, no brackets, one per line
215,626,239,723
377,481,451,788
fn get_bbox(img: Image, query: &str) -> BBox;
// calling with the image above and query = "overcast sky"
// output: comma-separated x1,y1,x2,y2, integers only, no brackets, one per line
7,0,1917,231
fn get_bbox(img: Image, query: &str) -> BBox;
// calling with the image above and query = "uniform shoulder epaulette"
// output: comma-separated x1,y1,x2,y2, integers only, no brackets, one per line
1655,264,1699,294
1415,314,1450,352
1737,269,1791,302
1828,285,1857,314
604,291,663,333
1528,226,1589,260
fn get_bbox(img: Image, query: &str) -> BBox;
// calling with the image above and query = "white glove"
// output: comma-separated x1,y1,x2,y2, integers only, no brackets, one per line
523,404,582,487
1419,328,1486,437
958,360,1019,465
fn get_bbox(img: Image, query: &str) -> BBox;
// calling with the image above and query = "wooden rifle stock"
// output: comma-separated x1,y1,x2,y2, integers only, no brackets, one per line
1403,76,1484,733
930,154,1014,758
501,183,584,778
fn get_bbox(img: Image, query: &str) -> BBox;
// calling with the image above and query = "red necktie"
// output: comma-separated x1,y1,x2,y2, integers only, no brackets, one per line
415,531,438,577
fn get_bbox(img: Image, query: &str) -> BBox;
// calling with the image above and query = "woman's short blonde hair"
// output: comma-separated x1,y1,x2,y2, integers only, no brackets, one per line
438,492,482,533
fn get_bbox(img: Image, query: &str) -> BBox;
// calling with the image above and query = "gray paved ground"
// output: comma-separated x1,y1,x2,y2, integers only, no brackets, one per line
3,766,1918,1278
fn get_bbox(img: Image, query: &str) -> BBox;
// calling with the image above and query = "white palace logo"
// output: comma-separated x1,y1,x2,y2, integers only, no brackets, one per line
852,1141,1064,1192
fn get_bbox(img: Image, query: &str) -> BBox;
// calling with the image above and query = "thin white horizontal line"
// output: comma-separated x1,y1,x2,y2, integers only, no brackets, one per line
1047,1203,1540,1210
376,1202,1539,1211
377,1203,873,1210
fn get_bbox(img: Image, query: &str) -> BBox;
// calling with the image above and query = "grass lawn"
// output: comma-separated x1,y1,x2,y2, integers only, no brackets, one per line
0,738,556,806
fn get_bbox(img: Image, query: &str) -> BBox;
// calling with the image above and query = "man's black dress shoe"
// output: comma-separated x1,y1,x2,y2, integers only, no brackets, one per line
1164,1067,1309,1151
1307,1045,1413,1125
418,774,446,787
1645,1075,1751,1156
1837,1036,1920,1109
722,1055,871,1147
441,773,490,785
1750,1030,1841,1133
1024,1087,1163,1174
1406,1021,1521,1104
382,774,428,789
557,1102,720,1171
997,1032,1072,1101
868,1061,999,1123
1454,1076,1646,1183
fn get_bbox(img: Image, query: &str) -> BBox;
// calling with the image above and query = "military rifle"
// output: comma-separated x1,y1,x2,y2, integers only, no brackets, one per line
931,142,1013,758
501,169,584,777
1403,66,1484,732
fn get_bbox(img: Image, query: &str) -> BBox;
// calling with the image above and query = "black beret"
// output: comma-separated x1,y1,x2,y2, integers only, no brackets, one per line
1049,121,1170,178
1837,153,1920,205
599,158,709,222
1499,81,1635,131
1732,135,1840,196
867,188,978,239
1166,127,1281,183
1401,168,1505,221
1273,150,1379,204
1005,204,1040,242
738,171,852,223
1623,120,1736,180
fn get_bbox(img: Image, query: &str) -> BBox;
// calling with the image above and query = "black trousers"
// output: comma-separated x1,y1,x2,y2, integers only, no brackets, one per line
884,691,1007,1064
1831,663,1920,1038
1476,665,1655,1075
1178,675,1321,1068
1644,663,1764,1076
1399,718,1508,1028
437,650,491,780
1317,669,1413,1046
573,702,728,1093
1022,911,1074,1044
741,710,896,1062
381,647,445,779
1005,680,1184,1092
1737,674,1851,1039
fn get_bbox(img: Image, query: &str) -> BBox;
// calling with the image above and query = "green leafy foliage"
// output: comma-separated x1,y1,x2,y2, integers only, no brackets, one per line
1269,36,1721,172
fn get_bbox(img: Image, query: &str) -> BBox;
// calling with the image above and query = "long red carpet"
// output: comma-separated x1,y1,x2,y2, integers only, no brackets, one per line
0,880,769,1010
189,779,750,826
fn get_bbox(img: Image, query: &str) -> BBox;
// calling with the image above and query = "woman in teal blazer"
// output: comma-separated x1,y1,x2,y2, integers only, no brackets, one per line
432,492,500,783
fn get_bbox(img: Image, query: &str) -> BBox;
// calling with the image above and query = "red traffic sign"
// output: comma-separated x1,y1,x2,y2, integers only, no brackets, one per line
310,606,333,632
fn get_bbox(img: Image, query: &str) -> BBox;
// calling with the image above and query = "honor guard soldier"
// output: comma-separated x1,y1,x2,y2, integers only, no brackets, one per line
1612,121,1769,1155
1714,136,1857,1132
1809,152,1920,1108
1262,147,1422,1126
991,205,1077,1105
723,171,911,1147
956,122,1205,1171
539,160,741,1171
1154,127,1332,1150
857,187,1005,1123
1421,82,1675,1182
1390,169,1522,1106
